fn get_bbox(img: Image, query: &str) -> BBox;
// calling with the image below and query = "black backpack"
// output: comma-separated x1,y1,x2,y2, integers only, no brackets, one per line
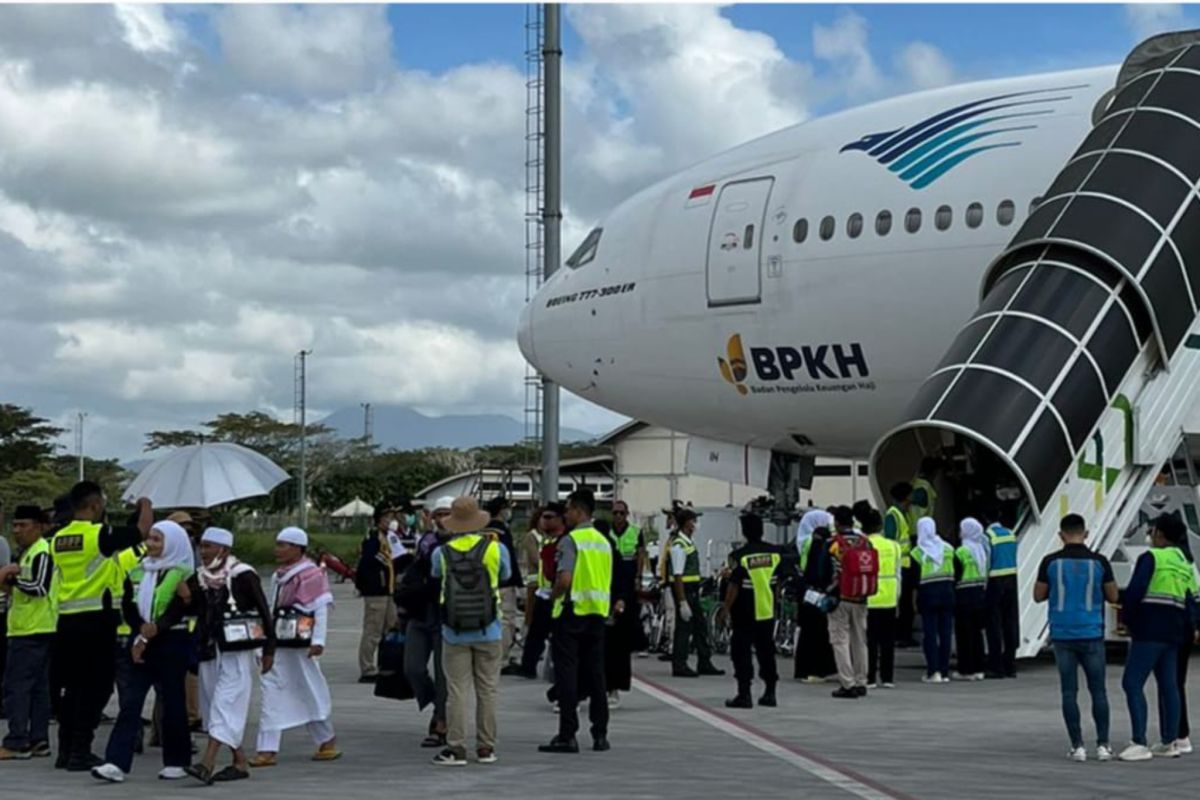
443,538,496,633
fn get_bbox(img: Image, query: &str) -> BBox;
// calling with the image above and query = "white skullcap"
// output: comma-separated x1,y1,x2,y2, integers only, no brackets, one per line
201,527,234,548
276,527,309,547
433,496,455,512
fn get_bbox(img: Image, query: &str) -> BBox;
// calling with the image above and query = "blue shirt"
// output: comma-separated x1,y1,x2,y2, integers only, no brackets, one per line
1037,544,1113,641
431,540,512,645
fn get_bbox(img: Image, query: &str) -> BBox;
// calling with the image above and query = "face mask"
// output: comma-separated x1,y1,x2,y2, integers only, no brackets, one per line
387,520,400,532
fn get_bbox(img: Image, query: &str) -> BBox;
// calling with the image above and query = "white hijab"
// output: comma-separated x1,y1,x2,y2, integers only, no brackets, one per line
137,520,193,622
916,517,948,567
796,509,834,556
959,517,990,575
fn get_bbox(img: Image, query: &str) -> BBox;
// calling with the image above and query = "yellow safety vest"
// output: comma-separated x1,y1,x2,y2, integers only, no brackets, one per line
908,478,938,531
8,538,57,637
113,545,145,636
886,505,912,567
739,550,781,622
52,521,114,616
867,534,902,609
553,526,612,619
914,543,955,585
674,535,702,583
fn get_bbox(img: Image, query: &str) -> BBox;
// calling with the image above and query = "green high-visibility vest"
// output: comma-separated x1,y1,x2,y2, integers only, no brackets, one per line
955,546,986,591
914,544,955,584
867,534,901,609
799,537,813,572
8,538,57,637
609,523,641,560
128,564,193,624
908,478,938,532
739,550,781,621
52,521,113,615
114,545,145,636
553,526,612,619
1145,547,1199,609
674,535,701,584
886,505,912,567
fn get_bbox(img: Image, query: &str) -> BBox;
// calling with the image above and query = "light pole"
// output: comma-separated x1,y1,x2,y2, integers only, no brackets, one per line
540,2,562,503
360,402,373,447
296,350,312,528
75,411,87,481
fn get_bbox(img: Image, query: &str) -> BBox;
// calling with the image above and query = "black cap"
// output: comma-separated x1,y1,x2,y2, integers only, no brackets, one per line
13,505,47,523
674,507,700,525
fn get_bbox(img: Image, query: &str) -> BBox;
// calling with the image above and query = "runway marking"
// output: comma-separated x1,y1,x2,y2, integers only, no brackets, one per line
633,675,915,800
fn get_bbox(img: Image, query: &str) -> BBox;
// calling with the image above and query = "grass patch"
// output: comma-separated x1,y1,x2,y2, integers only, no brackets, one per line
232,529,363,568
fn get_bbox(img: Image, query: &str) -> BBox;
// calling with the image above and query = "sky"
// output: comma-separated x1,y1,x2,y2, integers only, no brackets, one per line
0,2,1194,462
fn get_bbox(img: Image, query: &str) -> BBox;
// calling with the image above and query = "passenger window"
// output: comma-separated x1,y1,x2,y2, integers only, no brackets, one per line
847,213,863,239
819,215,835,241
997,200,1015,226
793,218,808,243
905,207,922,234
566,228,602,269
875,210,892,236
744,224,755,249
935,205,952,231
966,202,984,229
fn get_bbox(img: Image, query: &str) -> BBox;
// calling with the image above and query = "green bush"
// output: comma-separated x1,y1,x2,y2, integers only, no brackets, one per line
232,529,363,568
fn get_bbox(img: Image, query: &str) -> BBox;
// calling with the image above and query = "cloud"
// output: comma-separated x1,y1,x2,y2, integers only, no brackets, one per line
1124,4,1186,42
812,12,883,99
114,4,177,54
896,42,955,90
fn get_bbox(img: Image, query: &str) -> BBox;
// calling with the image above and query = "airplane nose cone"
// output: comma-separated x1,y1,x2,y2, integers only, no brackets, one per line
517,301,537,366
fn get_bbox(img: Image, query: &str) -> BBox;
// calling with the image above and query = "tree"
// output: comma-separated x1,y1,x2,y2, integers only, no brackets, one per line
0,404,64,480
0,467,71,512
145,411,332,466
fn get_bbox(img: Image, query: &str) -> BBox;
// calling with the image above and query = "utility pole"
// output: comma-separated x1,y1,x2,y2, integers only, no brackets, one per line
295,350,312,528
75,411,87,481
360,402,373,446
540,1,562,504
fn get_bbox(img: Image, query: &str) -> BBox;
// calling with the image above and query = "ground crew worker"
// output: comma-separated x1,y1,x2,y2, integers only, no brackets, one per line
719,513,784,709
953,518,990,681
886,483,918,648
0,505,56,760
51,481,152,771
908,458,941,531
539,490,613,754
984,506,1020,678
1118,514,1200,761
866,510,902,688
913,518,955,684
669,507,724,679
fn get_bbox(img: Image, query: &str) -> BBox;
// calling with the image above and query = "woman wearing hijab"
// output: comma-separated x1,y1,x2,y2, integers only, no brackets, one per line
92,521,195,783
953,518,990,681
794,509,837,682
187,528,276,784
913,517,955,684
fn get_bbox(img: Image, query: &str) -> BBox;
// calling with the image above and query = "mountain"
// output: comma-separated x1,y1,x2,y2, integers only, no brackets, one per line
318,405,596,451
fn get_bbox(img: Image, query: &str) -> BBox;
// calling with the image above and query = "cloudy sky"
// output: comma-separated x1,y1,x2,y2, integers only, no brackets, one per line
0,3,1191,461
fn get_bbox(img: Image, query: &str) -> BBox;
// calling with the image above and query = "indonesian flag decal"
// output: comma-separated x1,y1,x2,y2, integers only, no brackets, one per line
686,183,715,208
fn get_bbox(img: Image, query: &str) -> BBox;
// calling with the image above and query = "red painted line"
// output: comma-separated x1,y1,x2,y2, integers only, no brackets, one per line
635,673,918,800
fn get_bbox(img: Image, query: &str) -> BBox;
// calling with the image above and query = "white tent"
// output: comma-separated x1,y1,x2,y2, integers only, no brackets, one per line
331,497,375,518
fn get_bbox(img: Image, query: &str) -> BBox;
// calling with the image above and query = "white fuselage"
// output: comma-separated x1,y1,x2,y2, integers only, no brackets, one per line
519,66,1118,457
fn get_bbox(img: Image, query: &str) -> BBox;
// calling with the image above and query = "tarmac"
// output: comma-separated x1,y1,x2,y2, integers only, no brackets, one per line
6,579,1198,799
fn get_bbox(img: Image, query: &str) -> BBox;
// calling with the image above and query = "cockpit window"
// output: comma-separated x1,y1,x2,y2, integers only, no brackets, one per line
566,228,602,269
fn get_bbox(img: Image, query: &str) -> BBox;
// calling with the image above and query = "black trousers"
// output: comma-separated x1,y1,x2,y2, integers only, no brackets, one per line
955,604,988,676
795,604,836,679
673,586,712,671
55,611,117,761
0,614,7,717
2,635,52,750
552,612,608,741
867,608,897,684
897,563,919,643
105,631,190,773
731,618,777,693
605,597,636,692
985,575,1020,675
520,595,554,677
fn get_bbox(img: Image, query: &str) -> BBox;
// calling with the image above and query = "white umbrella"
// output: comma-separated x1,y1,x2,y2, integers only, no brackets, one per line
123,442,291,509
331,497,374,518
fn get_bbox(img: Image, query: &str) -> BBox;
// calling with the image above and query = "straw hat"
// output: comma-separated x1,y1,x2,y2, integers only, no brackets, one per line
443,496,490,534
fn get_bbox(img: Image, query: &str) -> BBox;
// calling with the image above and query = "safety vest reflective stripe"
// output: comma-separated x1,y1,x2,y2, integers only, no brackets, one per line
955,546,986,590
675,536,701,583
8,539,57,637
916,545,955,584
553,527,612,619
988,524,1018,577
740,551,781,621
52,521,113,616
1145,547,1198,609
867,535,901,609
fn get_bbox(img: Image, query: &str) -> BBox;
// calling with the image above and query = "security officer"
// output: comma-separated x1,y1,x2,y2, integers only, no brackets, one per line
886,483,917,647
984,506,1019,678
866,510,902,688
604,500,645,704
670,507,724,679
51,481,151,771
539,490,613,754
719,513,784,709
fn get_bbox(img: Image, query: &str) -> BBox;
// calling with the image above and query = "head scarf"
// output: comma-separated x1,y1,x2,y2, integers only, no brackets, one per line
137,520,193,622
959,517,989,575
916,517,948,568
796,509,834,557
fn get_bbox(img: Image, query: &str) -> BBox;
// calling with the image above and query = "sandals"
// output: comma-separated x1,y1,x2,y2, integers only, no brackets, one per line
212,765,250,782
248,753,277,768
185,764,215,785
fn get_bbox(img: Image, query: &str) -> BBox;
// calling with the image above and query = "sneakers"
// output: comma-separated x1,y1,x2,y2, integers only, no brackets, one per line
476,748,498,764
1175,737,1194,755
607,690,621,708
867,682,879,690
881,682,896,689
1151,742,1181,758
91,763,126,783
853,686,868,697
921,672,946,684
31,742,51,758
799,675,827,684
831,687,859,699
159,767,188,780
431,748,467,767
1096,745,1114,762
1068,746,1087,762
1118,743,1154,762
950,671,972,681
972,673,986,682
0,747,32,761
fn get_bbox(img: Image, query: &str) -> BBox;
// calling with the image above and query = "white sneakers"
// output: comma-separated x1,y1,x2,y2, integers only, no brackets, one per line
1151,742,1181,758
607,691,621,708
881,682,896,689
1175,737,1193,755
1068,747,1087,762
1118,743,1154,762
1096,745,1114,762
91,763,126,783
972,673,986,682
159,767,188,780
921,672,949,684
1072,745,1114,762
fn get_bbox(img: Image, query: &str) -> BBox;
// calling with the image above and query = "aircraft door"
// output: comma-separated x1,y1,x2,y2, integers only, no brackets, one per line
706,177,773,306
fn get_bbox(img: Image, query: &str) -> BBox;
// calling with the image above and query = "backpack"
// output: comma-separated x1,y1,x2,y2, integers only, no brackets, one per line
834,534,879,600
442,538,497,633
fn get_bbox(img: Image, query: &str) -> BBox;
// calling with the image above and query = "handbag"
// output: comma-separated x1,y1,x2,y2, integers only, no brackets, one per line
215,567,268,652
373,630,414,701
274,607,316,648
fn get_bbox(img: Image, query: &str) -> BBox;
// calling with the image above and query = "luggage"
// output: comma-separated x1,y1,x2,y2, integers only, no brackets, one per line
443,538,497,633
834,534,879,600
374,630,414,701
274,607,315,648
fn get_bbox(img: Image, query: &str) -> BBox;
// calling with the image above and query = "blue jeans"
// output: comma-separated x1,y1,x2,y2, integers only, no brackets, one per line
920,609,953,677
1053,639,1109,748
1122,640,1180,746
